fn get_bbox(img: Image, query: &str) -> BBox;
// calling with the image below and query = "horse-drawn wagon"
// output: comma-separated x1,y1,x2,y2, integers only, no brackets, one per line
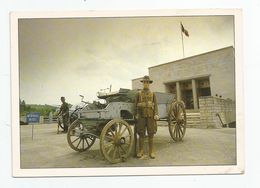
67,88,187,163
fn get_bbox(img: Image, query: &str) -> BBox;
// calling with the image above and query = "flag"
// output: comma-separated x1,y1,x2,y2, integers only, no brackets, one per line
181,23,189,37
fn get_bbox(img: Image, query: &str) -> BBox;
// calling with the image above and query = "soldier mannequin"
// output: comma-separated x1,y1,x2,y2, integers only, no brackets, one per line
134,76,159,159
57,96,69,133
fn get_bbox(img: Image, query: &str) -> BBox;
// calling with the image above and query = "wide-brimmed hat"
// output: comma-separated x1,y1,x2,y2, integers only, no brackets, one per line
140,75,153,83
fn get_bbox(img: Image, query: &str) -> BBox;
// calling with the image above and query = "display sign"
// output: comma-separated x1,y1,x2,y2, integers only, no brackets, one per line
26,112,40,124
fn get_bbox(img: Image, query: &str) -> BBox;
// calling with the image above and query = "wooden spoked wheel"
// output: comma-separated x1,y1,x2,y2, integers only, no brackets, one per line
168,101,187,142
67,120,96,152
100,119,134,164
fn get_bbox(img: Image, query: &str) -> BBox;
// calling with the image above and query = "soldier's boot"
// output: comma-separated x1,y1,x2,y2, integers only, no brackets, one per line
137,136,144,158
148,136,155,159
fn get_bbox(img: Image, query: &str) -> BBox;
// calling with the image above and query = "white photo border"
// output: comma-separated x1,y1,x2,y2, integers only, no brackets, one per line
11,9,244,177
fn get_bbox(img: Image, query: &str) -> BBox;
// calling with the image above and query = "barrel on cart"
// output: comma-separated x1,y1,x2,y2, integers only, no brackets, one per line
67,88,186,163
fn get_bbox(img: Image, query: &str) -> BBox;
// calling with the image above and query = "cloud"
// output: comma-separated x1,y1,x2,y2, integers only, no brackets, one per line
19,16,234,105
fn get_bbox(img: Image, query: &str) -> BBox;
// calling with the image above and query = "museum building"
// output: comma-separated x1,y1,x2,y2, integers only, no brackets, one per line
132,46,236,128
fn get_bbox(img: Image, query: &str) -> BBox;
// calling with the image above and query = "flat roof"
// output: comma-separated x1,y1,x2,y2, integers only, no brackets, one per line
149,46,234,69
132,77,143,81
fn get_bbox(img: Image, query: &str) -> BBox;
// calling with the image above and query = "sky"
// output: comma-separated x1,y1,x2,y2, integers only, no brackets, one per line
18,15,234,105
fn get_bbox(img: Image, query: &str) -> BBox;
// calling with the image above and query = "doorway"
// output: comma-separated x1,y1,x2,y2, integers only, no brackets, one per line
183,89,194,109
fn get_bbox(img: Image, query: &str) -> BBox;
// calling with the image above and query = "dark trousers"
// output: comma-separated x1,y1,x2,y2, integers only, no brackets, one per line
137,117,157,136
63,115,69,131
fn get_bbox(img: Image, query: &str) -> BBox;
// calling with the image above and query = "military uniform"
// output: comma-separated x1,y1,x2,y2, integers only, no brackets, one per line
58,97,69,132
134,89,158,135
134,76,159,159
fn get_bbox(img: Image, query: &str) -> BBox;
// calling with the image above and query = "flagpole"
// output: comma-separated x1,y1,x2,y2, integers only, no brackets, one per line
180,22,185,58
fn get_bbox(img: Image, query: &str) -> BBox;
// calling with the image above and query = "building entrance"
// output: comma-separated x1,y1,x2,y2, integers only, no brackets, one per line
183,89,193,109
199,87,211,96
165,76,211,109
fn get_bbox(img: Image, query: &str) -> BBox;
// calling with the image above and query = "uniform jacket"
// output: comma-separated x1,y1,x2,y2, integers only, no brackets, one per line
134,89,158,134
59,102,69,117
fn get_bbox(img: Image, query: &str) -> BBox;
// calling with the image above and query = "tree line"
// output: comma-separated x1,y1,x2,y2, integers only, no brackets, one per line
20,99,57,117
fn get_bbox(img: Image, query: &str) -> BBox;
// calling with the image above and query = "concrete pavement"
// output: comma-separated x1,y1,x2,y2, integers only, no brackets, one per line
20,123,236,168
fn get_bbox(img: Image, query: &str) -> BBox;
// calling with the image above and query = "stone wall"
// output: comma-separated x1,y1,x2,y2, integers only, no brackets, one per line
199,96,236,128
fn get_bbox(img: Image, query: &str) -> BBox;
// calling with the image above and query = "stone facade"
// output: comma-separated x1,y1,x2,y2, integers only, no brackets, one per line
132,46,235,101
131,77,143,90
132,46,236,128
199,96,236,128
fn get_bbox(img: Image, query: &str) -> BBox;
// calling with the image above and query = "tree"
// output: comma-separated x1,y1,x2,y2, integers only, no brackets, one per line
20,99,26,113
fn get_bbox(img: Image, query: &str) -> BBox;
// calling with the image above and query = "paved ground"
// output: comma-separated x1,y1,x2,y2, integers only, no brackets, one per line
20,123,236,168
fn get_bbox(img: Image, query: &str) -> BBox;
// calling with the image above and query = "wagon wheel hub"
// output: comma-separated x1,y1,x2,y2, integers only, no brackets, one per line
119,137,126,145
114,136,126,146
176,118,184,124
